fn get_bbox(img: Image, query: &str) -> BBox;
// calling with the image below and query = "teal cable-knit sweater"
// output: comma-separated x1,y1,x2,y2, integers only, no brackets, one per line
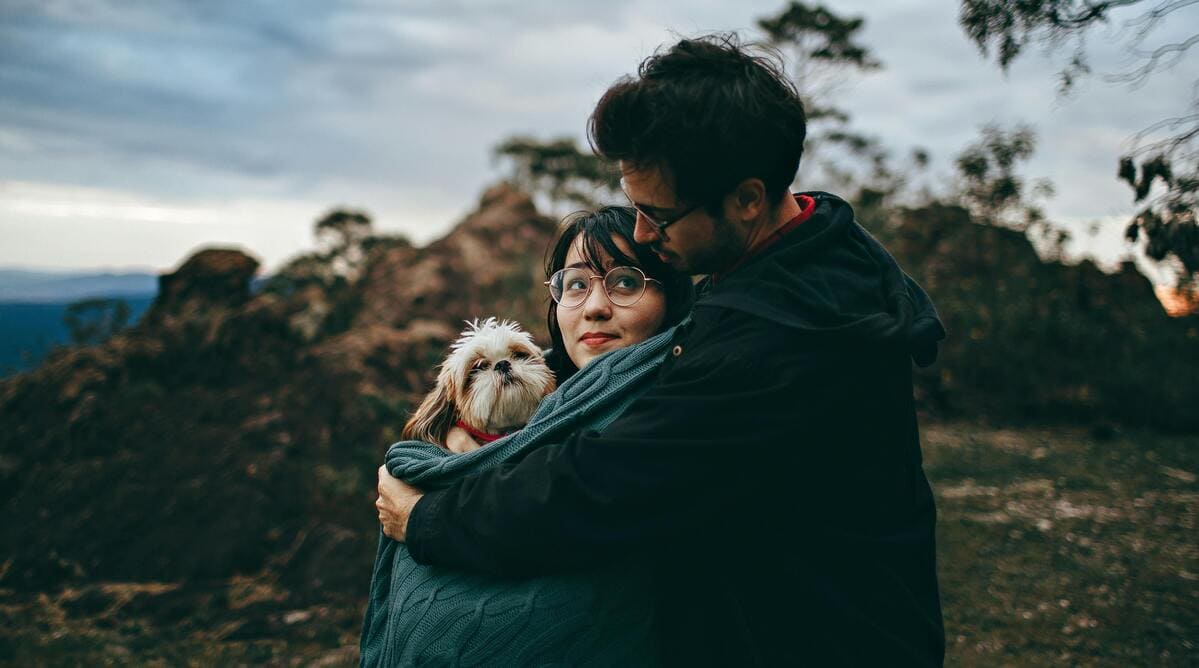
359,325,680,667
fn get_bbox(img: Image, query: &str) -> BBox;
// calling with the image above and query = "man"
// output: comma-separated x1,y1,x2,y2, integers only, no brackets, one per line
377,34,946,666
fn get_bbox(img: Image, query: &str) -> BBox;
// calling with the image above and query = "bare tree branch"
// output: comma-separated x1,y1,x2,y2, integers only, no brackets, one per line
1130,111,1199,151
1125,0,1199,44
1108,33,1199,85
1052,0,1143,27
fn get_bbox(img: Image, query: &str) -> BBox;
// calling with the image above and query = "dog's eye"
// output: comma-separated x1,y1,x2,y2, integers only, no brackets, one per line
472,360,491,372
511,350,530,360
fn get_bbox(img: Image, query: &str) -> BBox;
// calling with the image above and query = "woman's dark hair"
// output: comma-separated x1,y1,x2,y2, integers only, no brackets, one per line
588,33,806,209
544,206,694,383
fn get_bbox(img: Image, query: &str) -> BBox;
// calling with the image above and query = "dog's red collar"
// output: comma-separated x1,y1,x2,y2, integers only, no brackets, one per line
454,420,514,444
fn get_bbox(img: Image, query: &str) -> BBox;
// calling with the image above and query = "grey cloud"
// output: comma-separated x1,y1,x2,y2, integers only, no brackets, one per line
0,0,455,189
2,0,1193,271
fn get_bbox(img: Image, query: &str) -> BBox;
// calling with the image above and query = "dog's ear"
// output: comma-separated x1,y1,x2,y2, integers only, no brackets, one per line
402,371,457,445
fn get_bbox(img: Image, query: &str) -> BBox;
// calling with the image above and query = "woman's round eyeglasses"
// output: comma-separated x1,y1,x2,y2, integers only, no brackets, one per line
545,266,662,308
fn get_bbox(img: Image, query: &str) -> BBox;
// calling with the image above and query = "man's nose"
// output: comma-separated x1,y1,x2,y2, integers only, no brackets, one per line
632,212,660,245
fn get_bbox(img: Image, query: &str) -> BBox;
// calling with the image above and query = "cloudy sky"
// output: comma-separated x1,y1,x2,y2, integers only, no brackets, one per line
1,0,1194,282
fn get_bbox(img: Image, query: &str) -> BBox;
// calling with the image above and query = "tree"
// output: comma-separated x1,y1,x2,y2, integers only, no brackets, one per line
757,2,881,122
955,124,1055,227
313,208,374,282
954,123,1064,256
265,208,378,301
64,298,131,346
315,209,372,250
261,208,381,340
959,0,1199,290
757,2,890,193
492,136,621,214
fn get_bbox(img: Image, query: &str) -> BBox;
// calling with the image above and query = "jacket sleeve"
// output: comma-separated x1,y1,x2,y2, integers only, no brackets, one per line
406,312,816,576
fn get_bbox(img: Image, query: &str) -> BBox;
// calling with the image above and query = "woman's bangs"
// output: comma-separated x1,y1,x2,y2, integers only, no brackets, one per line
580,226,640,272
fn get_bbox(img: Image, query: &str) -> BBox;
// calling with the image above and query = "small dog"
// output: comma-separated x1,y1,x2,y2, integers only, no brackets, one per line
403,318,555,450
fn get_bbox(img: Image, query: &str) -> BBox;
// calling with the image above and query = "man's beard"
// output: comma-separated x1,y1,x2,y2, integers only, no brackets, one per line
653,213,745,275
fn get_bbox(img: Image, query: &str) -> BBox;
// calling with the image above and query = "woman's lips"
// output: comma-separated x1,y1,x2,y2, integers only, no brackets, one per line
580,332,618,347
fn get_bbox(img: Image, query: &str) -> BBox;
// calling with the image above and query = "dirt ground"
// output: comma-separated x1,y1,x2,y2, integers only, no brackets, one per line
2,420,1195,666
925,422,1197,666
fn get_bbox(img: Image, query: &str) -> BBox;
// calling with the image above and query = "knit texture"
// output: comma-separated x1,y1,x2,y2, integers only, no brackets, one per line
359,325,681,667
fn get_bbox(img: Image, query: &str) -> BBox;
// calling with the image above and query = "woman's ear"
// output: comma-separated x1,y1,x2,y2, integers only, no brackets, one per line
402,372,457,445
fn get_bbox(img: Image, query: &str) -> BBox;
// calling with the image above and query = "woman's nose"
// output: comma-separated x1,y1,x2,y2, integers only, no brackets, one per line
582,281,613,319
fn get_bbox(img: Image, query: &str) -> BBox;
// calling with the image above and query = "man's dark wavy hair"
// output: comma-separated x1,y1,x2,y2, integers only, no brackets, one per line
544,206,695,383
588,33,806,209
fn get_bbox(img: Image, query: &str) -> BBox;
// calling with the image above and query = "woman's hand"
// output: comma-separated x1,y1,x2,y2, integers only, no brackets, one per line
376,465,424,542
445,426,482,454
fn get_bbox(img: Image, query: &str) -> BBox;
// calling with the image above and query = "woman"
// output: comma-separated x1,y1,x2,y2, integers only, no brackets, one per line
444,206,694,452
543,205,694,380
361,207,693,666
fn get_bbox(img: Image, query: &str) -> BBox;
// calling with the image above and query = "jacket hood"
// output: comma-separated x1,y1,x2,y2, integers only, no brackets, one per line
696,192,945,366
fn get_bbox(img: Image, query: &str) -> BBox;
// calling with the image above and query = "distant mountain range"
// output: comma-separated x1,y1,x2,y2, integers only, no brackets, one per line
0,268,159,302
0,268,160,374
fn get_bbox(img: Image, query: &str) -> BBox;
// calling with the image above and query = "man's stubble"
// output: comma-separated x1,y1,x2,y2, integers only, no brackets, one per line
656,211,746,277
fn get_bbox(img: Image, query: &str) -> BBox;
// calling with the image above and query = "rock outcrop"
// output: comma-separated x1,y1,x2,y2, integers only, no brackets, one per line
0,184,558,594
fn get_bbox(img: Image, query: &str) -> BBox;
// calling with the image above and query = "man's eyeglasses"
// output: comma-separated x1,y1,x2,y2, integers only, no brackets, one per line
545,266,662,308
620,178,704,235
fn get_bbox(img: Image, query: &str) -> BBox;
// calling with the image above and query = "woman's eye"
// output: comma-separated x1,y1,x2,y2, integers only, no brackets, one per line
608,270,643,293
565,279,588,291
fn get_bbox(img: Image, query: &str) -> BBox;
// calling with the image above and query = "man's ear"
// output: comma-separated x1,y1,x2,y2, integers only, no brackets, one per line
731,178,768,222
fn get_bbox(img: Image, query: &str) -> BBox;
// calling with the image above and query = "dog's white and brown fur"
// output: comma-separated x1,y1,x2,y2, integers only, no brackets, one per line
402,318,555,448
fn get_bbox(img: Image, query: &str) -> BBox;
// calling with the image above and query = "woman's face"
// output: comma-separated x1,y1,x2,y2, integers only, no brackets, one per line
557,234,667,370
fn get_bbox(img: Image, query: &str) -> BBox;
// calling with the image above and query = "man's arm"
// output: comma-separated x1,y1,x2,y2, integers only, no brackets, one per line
402,316,819,576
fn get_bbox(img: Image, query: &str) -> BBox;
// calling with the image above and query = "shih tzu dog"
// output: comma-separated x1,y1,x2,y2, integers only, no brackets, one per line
402,318,555,450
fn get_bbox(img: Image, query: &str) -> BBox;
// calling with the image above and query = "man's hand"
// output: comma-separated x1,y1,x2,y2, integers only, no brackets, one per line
376,465,424,542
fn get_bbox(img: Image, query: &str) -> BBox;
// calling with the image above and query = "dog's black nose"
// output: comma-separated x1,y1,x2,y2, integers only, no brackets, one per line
495,360,512,374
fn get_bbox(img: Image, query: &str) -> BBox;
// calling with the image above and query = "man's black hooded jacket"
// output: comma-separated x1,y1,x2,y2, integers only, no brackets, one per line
407,192,947,666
